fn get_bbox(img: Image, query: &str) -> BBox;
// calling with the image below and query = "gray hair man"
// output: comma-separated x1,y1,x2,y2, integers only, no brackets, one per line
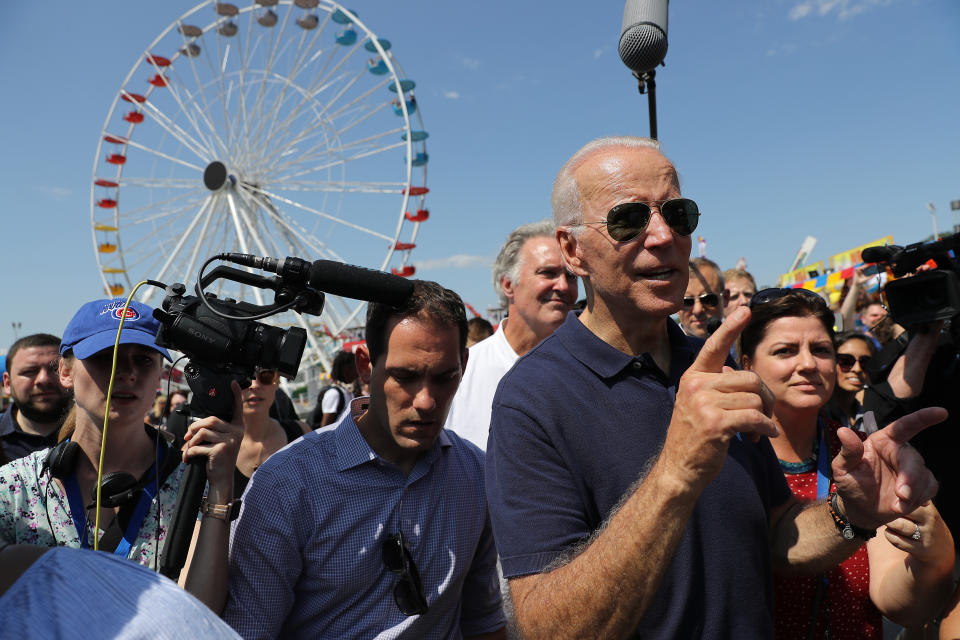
445,220,577,450
484,136,941,638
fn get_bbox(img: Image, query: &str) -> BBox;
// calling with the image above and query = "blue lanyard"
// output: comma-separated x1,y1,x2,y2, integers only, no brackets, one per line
815,417,831,500
64,446,164,557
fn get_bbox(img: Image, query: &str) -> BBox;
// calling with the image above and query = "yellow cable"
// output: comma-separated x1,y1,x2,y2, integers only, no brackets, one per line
93,282,150,552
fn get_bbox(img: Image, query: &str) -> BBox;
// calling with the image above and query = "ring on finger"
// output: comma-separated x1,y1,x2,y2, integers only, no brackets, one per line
911,523,922,541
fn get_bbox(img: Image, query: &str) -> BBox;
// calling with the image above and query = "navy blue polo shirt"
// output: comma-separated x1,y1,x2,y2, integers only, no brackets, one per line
0,405,58,464
486,312,791,639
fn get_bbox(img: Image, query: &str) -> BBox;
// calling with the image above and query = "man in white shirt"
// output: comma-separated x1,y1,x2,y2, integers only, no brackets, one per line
445,220,578,449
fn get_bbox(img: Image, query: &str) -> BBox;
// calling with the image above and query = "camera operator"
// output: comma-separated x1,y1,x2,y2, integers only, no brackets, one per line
0,299,243,613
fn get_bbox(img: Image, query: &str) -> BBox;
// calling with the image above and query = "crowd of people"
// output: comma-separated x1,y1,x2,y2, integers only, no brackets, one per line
1,135,959,640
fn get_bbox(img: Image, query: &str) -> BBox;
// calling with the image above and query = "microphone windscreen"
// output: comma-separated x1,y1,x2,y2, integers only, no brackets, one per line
619,0,669,73
307,260,414,307
861,246,899,263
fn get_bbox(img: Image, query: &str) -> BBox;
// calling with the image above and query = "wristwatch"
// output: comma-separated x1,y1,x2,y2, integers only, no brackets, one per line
827,491,876,541
201,497,242,521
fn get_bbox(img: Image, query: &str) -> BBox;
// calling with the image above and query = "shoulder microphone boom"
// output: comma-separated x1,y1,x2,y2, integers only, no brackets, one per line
223,253,414,307
619,0,669,74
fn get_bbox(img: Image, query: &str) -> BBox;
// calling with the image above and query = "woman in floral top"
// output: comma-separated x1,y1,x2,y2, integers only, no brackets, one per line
0,298,244,612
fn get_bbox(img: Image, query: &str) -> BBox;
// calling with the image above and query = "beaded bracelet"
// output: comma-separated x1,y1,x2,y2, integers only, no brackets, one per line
827,491,876,541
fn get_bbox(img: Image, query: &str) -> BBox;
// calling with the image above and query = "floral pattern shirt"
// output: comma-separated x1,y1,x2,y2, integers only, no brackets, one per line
0,449,184,569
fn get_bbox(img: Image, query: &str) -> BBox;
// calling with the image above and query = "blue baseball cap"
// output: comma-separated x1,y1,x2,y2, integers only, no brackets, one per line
60,299,171,361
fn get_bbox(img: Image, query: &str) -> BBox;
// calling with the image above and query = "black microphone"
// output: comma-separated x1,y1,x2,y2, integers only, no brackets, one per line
223,253,413,306
307,259,413,307
619,0,669,74
861,245,901,263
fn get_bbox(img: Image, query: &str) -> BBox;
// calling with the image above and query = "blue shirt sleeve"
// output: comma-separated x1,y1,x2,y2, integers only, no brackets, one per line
458,508,507,636
223,465,304,640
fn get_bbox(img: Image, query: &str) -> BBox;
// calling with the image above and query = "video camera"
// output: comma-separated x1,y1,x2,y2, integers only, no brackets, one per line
862,233,960,327
152,253,413,579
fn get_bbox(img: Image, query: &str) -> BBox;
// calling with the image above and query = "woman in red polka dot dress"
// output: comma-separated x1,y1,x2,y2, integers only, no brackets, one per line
739,289,954,640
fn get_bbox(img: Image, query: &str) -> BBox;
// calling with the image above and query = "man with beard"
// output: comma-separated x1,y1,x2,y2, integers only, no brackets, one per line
1,334,72,463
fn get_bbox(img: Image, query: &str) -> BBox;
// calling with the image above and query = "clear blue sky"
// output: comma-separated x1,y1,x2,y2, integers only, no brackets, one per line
1,0,958,355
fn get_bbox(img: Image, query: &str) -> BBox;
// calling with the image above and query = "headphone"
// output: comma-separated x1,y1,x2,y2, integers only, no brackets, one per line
42,428,179,509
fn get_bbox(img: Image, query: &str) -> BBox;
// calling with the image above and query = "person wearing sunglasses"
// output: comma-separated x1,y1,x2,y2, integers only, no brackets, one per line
678,258,727,338
223,281,506,640
232,366,309,500
823,332,877,433
484,137,944,640
738,289,953,639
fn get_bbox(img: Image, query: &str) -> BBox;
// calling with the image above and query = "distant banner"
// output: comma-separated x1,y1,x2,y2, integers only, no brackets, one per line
829,236,893,271
779,261,824,287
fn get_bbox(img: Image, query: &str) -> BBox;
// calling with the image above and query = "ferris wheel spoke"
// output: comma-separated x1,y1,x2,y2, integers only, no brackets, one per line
117,188,207,221
252,15,331,156
122,137,207,173
148,195,217,291
202,34,239,161
134,98,214,163
118,176,199,189
136,59,222,160
274,140,407,184
248,185,394,241
272,126,405,175
324,76,393,122
158,52,231,159
265,179,407,193
177,31,234,160
225,190,268,307
247,15,299,150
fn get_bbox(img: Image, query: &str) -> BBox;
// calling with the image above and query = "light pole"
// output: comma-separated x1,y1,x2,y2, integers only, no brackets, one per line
11,322,21,340
928,202,938,240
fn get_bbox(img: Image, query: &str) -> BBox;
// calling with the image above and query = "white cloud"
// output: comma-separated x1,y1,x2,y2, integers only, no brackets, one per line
594,48,604,60
459,56,481,70
42,186,73,201
787,0,892,21
442,90,460,99
415,254,491,270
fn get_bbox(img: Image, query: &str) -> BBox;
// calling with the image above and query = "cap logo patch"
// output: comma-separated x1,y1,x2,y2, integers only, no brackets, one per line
112,306,140,321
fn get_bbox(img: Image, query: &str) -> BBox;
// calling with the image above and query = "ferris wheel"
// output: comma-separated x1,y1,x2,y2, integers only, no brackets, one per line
90,0,429,367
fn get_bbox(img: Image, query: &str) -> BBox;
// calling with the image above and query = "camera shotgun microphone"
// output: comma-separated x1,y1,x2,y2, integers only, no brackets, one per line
619,0,669,139
223,253,414,307
861,245,901,263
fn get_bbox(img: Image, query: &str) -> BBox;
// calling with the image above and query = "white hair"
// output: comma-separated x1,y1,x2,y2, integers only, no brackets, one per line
550,136,663,229
492,219,556,308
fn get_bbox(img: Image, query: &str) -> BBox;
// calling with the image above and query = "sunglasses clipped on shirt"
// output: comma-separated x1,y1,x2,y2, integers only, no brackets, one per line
836,354,872,371
682,292,719,309
575,198,701,242
383,531,429,616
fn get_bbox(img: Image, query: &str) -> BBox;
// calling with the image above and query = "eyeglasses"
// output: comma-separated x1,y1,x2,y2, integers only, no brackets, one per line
836,354,872,371
574,198,700,242
254,367,279,385
750,287,828,310
383,532,428,616
683,292,719,309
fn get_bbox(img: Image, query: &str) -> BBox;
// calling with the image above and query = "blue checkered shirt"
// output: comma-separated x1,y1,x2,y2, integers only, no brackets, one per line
223,398,504,639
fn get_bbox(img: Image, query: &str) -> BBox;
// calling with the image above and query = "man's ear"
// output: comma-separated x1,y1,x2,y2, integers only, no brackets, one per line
557,227,588,278
58,358,75,390
500,274,515,304
2,372,9,396
355,346,372,385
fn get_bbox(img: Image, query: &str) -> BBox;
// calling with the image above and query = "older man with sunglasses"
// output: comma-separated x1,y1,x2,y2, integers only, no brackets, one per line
678,257,727,338
484,136,943,639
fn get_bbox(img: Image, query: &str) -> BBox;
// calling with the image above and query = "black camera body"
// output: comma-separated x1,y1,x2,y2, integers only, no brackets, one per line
864,233,960,327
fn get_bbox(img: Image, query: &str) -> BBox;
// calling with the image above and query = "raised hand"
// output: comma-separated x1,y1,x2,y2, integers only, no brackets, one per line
182,380,245,493
661,307,778,491
833,407,945,530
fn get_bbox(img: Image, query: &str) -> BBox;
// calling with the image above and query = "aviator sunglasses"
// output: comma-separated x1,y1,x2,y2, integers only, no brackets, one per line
383,531,429,616
682,292,719,309
576,198,700,241
836,353,872,371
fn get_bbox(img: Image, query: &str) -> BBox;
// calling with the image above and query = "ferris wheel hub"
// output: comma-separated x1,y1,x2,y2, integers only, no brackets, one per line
203,161,231,191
